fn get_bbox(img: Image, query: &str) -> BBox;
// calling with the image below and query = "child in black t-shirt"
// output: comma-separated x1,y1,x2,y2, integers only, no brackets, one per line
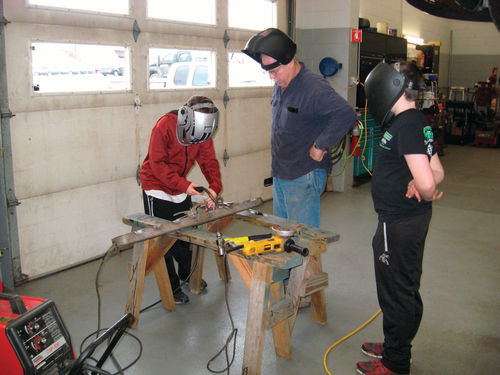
357,61,445,375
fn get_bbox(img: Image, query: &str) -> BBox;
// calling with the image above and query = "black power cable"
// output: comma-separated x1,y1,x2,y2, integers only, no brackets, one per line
139,243,204,313
206,252,238,375
78,327,143,375
79,248,143,375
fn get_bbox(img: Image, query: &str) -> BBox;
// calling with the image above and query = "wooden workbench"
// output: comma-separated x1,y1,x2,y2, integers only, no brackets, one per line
121,207,339,375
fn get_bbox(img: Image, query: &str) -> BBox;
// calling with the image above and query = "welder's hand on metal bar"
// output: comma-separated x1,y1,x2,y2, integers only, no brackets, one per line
187,183,218,210
199,187,218,210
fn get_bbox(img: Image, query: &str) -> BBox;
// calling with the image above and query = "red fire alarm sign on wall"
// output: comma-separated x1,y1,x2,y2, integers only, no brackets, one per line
351,29,362,43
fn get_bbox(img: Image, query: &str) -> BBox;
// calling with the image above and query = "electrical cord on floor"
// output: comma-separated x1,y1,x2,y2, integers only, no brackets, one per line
81,247,143,375
206,252,238,375
78,326,143,375
82,364,113,375
139,244,203,314
323,309,382,375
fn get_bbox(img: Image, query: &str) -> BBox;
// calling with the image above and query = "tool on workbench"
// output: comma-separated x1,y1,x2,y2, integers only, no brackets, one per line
225,233,273,243
216,232,225,256
225,235,309,257
271,224,303,238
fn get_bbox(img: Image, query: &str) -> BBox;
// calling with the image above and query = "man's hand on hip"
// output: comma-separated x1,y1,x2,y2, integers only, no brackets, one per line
309,144,327,161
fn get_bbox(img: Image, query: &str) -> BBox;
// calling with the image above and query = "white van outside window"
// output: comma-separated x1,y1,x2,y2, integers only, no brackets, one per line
149,48,216,90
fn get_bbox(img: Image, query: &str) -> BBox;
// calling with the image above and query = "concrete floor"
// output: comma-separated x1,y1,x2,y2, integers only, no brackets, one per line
15,144,500,375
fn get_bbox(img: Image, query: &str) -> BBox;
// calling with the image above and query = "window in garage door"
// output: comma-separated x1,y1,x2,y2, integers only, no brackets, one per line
147,0,216,25
228,52,273,87
28,0,129,15
227,0,277,87
148,48,216,90
31,42,131,93
228,0,277,30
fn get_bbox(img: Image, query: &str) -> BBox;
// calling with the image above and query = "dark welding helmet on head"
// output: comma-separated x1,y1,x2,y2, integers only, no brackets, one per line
242,28,297,71
363,61,408,127
176,99,219,146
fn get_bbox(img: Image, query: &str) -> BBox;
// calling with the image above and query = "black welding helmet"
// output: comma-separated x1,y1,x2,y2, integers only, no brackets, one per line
242,28,297,71
364,61,408,127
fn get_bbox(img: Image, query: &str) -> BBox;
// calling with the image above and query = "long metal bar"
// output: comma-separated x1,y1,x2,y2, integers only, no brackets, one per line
111,198,264,250
0,0,21,290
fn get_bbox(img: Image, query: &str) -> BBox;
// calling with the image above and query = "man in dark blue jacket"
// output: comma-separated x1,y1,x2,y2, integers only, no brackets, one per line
243,28,356,228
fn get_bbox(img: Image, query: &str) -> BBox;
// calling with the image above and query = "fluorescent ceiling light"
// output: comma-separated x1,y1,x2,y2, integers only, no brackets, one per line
404,35,425,45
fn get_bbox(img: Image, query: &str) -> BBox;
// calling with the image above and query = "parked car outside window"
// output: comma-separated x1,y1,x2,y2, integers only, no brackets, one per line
149,51,192,78
165,62,213,88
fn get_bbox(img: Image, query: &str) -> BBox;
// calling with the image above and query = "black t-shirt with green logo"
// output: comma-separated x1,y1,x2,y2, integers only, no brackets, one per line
371,109,436,222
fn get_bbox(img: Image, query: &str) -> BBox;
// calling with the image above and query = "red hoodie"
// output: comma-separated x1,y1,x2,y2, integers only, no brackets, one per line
140,112,222,195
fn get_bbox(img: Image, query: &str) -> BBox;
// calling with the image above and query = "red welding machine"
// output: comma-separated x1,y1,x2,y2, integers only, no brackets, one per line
0,293,75,374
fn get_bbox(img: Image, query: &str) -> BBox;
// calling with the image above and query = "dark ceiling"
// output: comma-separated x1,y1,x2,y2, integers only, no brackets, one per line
406,0,500,31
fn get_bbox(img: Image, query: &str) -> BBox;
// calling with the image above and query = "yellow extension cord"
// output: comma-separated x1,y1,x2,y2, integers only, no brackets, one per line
323,309,382,375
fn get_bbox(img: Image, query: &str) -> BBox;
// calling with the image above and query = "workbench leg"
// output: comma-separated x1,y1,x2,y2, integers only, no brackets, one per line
152,256,175,312
228,254,252,290
215,254,231,281
125,241,149,328
189,244,205,294
145,236,177,313
242,262,273,375
144,236,177,275
309,255,327,325
286,257,310,334
270,281,292,360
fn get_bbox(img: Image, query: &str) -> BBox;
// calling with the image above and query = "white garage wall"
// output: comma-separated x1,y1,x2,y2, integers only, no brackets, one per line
4,0,285,278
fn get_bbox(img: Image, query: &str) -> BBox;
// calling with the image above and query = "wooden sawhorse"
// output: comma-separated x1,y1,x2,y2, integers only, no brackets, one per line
122,215,234,327
121,210,339,375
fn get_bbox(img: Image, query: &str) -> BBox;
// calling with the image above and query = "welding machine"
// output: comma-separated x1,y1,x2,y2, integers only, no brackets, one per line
0,293,75,375
1,292,134,375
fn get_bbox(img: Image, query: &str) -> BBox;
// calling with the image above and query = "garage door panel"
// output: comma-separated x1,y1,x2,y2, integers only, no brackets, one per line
224,97,272,157
11,107,136,199
218,150,272,202
17,177,142,278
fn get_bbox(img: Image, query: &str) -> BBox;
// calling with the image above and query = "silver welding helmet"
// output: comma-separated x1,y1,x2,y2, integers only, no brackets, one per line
242,28,297,71
176,101,219,146
363,61,408,127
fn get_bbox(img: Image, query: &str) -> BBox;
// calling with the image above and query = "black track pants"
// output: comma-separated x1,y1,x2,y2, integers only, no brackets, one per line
143,191,192,291
372,210,432,374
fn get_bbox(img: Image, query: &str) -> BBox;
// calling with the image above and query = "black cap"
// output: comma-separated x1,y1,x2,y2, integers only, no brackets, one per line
242,28,297,70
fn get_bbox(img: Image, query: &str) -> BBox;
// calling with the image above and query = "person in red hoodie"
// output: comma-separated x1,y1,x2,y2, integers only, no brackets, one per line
140,95,222,304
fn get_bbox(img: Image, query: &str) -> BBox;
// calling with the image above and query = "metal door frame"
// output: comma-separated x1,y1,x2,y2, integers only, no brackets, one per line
0,0,21,290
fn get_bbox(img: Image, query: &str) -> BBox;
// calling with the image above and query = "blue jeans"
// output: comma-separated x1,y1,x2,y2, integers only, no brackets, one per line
273,169,327,228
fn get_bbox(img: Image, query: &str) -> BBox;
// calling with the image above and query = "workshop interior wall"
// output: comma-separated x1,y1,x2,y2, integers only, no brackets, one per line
360,0,499,92
360,0,452,90
3,0,282,278
294,27,356,191
448,21,500,89
295,0,359,192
